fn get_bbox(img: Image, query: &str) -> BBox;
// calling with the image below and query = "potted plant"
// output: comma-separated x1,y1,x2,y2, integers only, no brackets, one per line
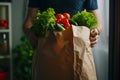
12,36,33,80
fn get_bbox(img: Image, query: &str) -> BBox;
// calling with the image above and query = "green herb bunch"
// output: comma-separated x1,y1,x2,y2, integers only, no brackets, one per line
32,8,56,37
71,11,97,29
12,36,33,80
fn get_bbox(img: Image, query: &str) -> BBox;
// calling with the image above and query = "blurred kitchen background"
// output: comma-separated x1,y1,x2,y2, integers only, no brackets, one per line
0,0,109,80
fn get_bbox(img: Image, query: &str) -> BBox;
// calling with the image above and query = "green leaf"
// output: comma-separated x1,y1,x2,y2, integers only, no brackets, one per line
71,11,97,29
32,8,56,36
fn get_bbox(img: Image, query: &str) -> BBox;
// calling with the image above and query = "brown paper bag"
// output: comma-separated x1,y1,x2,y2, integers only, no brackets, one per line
32,25,97,80
72,25,97,80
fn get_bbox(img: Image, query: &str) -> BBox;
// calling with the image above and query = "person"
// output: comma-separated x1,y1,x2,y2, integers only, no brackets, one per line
23,0,102,80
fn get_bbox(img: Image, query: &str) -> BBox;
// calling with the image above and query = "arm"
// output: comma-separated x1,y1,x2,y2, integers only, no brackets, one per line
23,8,38,49
87,10,103,47
23,8,38,29
88,10,103,33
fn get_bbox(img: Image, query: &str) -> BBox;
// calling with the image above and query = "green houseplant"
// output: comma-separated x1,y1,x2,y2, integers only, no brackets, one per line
12,36,33,80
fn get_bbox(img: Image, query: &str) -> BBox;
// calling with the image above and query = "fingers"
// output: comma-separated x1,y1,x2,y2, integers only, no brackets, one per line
90,36,99,47
90,29,98,37
91,42,96,48
90,39,98,47
90,29,99,48
90,35,99,41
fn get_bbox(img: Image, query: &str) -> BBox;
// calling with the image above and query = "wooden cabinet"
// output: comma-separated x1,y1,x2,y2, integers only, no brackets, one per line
0,2,12,80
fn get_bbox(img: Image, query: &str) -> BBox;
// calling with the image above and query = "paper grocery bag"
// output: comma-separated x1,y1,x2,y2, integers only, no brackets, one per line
72,25,97,80
31,25,97,80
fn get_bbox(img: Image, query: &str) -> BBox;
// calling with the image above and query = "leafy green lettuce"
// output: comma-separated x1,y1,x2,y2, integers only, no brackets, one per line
32,8,56,36
71,11,97,29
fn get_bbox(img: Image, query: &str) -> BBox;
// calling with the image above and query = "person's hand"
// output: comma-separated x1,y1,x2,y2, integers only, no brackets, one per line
89,28,99,48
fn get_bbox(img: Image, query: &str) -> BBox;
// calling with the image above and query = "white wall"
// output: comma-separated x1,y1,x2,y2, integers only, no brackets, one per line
12,0,27,47
92,0,109,80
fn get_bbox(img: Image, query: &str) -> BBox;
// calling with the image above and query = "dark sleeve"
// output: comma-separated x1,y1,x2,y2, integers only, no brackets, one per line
84,0,98,10
28,0,40,8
